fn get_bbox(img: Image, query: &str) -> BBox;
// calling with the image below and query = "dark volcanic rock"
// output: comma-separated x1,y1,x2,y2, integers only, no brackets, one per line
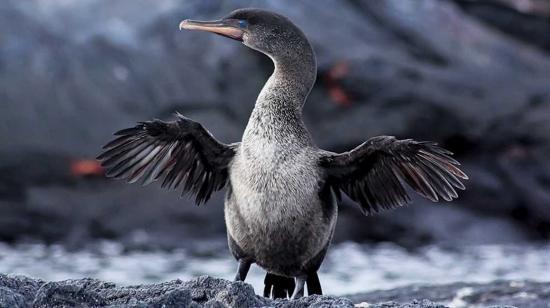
350,280,550,308
33,278,112,307
4,274,546,308
0,274,355,308
1,0,550,248
0,287,27,308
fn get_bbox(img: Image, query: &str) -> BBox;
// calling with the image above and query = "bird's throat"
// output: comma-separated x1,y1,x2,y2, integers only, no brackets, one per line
243,36,317,143
254,43,317,114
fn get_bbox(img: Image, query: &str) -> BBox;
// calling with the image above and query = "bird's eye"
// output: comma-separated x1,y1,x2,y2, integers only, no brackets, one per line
238,20,248,28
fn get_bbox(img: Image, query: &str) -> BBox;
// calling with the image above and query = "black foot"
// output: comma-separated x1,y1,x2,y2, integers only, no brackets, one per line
264,273,296,299
290,276,306,300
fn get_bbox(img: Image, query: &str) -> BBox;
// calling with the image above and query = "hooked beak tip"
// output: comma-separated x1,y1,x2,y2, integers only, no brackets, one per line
179,19,189,31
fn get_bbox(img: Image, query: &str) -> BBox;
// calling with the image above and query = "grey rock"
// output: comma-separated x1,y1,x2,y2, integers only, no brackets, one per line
32,278,112,307
363,300,447,308
270,295,355,308
2,274,549,308
0,274,43,304
0,287,28,308
2,0,550,248
350,280,550,308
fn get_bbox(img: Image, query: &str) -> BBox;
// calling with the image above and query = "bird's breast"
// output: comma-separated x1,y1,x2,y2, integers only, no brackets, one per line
224,139,336,273
227,138,323,229
230,140,320,207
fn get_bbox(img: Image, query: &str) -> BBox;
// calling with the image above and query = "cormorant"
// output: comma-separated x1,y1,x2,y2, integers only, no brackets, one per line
97,8,467,300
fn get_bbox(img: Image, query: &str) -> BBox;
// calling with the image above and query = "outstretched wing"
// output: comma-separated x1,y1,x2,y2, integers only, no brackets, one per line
97,113,237,205
319,136,467,215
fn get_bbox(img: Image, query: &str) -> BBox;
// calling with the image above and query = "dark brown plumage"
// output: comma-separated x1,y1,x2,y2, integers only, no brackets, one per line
320,136,468,215
97,113,236,204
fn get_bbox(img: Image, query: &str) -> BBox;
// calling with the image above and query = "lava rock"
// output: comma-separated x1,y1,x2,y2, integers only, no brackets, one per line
0,287,27,308
32,278,112,307
0,274,354,308
350,280,550,308
2,0,550,248
2,274,549,308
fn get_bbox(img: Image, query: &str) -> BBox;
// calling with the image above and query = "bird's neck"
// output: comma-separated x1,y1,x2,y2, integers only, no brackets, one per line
253,42,317,116
243,39,316,145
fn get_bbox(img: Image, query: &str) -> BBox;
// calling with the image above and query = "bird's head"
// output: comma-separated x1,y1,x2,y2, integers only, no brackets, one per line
180,8,309,60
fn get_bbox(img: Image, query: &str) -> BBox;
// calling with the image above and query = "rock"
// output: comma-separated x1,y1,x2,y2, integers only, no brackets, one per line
0,287,27,308
2,274,549,307
33,278,111,307
358,300,447,308
1,0,550,247
350,280,550,308
0,274,352,308
0,275,43,305
455,0,550,51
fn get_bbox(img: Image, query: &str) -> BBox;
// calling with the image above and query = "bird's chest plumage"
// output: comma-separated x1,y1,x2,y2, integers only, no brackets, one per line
229,137,320,223
224,135,330,271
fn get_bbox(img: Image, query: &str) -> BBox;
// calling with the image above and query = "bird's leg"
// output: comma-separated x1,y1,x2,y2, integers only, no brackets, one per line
306,271,322,295
234,259,252,281
290,275,306,300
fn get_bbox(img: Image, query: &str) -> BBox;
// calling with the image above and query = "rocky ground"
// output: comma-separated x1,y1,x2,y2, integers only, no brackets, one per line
351,280,550,308
0,274,548,308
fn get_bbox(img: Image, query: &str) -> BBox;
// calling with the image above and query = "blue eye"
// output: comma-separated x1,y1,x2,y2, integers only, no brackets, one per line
238,20,248,28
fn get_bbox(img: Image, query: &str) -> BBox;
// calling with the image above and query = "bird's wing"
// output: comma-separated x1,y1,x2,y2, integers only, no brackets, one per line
319,136,467,215
97,113,237,205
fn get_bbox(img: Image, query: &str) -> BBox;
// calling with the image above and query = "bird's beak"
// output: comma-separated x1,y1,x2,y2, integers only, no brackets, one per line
179,19,244,42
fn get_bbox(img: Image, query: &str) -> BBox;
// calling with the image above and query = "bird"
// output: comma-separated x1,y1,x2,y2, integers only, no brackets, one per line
97,8,468,300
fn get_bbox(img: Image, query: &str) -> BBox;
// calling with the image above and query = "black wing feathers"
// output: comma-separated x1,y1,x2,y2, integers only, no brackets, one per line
97,113,236,205
320,136,467,215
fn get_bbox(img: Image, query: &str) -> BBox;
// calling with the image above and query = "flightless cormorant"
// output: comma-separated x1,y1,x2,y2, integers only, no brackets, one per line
97,8,468,300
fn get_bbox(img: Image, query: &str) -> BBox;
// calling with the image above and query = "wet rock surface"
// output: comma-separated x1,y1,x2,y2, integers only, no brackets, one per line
1,0,550,248
2,274,546,308
350,280,550,308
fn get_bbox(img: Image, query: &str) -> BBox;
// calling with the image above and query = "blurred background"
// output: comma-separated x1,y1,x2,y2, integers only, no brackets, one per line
1,0,550,295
